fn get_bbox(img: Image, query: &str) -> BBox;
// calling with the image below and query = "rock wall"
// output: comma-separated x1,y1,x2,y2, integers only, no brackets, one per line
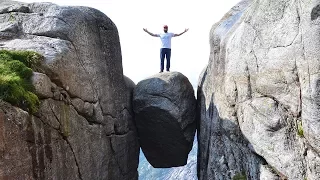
197,0,320,179
0,1,139,179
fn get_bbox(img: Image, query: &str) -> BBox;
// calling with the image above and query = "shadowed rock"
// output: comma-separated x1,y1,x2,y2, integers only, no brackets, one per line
198,0,320,179
133,72,196,168
0,1,139,179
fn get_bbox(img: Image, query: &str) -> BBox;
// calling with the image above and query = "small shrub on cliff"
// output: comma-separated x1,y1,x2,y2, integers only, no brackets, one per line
232,171,247,180
297,120,304,137
0,50,43,113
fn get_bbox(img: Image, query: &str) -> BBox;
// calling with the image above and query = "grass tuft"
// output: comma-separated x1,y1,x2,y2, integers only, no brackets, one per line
297,120,304,137
0,50,43,113
233,171,247,180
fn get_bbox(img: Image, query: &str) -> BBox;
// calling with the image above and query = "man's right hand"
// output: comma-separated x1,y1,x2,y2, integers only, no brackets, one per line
143,28,158,37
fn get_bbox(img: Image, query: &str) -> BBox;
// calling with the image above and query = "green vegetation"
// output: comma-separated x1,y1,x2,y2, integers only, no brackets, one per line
232,172,247,180
9,12,16,22
0,50,43,113
298,120,304,137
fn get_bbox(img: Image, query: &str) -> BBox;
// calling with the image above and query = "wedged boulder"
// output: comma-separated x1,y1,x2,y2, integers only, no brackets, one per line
198,0,320,179
133,72,196,168
0,1,139,180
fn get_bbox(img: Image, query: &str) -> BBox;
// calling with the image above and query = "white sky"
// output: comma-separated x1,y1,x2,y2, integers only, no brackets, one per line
19,0,240,87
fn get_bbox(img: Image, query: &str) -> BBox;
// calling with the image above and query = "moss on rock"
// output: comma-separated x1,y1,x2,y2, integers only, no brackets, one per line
232,172,247,180
297,120,304,137
0,50,43,113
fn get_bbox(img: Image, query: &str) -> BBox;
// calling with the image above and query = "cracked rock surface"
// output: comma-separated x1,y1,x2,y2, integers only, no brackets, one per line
133,72,196,168
197,0,320,179
0,1,139,179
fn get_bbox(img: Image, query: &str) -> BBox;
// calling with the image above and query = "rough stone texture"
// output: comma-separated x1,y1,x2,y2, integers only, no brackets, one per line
0,100,80,180
0,1,139,180
133,72,196,168
31,72,53,98
198,0,320,179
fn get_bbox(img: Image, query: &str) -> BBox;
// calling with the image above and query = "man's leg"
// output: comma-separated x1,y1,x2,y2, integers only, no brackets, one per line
166,49,171,71
160,48,165,72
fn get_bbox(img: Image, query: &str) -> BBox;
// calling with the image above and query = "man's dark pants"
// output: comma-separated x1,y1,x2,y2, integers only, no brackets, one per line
160,48,171,72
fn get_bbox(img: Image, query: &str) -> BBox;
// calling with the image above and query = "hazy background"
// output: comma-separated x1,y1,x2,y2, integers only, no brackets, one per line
19,0,240,87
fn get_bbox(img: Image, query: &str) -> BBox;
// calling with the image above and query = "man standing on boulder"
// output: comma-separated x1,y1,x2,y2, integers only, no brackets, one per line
143,25,189,73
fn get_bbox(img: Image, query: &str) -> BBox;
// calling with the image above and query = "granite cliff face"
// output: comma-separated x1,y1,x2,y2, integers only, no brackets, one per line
0,1,139,179
198,0,320,179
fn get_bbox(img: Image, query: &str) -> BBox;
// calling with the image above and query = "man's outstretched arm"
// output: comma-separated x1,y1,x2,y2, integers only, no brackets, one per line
143,28,159,37
174,28,189,37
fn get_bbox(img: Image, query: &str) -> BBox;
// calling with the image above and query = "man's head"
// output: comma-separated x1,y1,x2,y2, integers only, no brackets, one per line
163,25,168,33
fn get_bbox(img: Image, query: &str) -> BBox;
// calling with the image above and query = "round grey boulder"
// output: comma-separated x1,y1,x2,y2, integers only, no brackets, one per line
133,72,196,168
